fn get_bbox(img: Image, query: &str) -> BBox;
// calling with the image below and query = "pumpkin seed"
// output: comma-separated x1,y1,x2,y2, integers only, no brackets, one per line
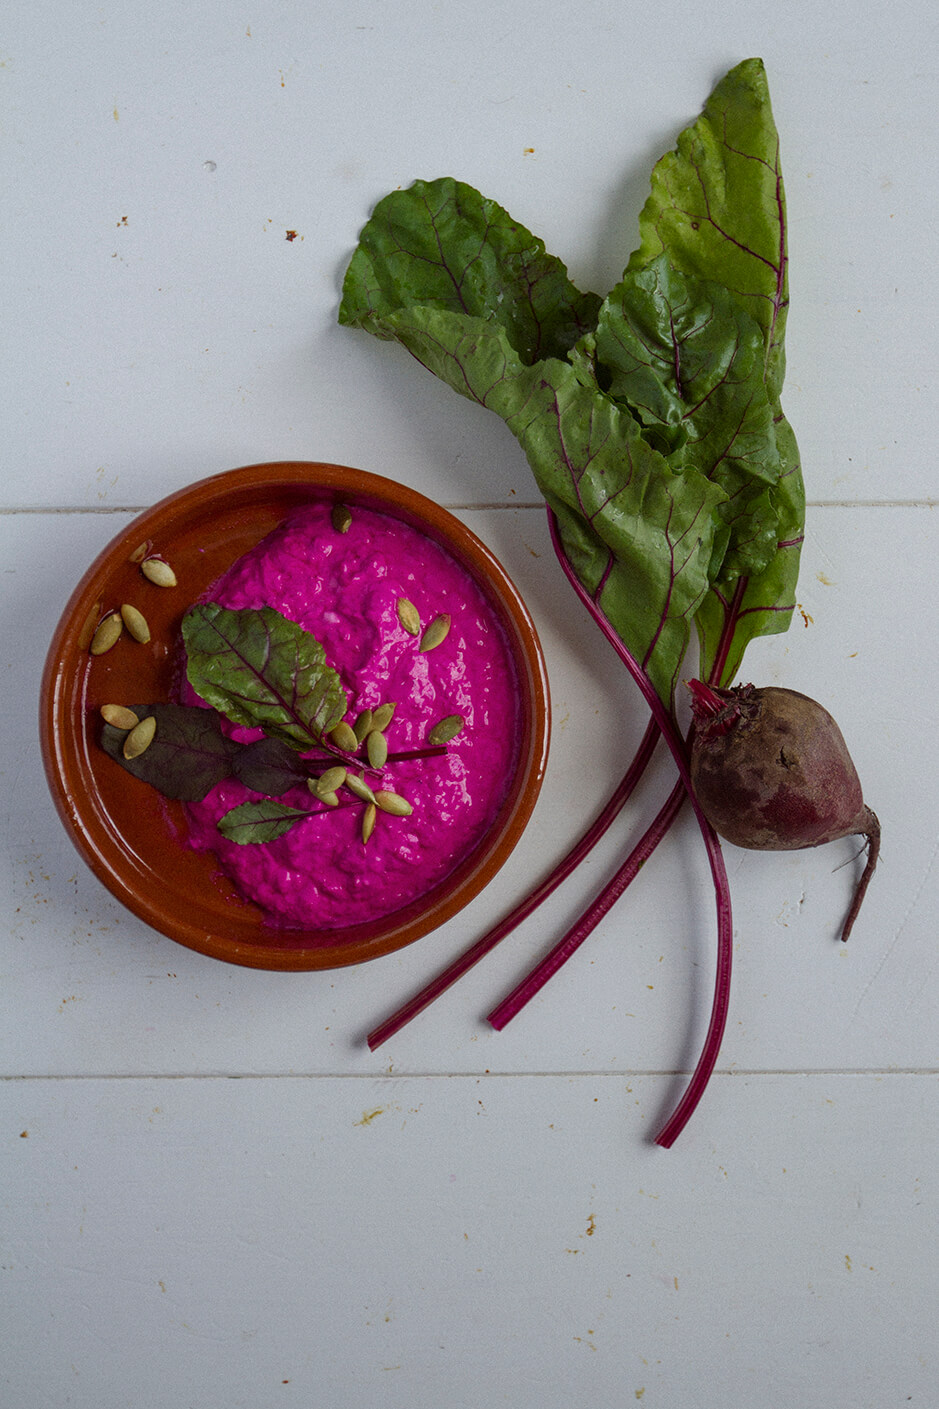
328,721,359,753
315,765,347,796
396,597,421,636
89,611,123,655
317,789,340,808
370,702,396,733
366,730,388,769
331,502,352,534
374,789,413,817
123,714,156,759
419,613,451,653
428,713,465,746
78,601,103,650
100,704,140,730
128,540,151,564
352,709,373,744
141,556,177,588
361,802,377,844
120,603,151,643
344,773,377,805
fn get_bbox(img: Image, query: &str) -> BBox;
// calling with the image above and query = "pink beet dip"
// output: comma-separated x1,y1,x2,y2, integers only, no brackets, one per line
178,501,523,929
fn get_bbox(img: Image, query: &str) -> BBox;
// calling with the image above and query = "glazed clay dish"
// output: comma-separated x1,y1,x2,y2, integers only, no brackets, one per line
40,462,550,970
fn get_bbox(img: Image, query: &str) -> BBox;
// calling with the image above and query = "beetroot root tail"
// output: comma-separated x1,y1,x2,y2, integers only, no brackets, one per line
840,806,880,943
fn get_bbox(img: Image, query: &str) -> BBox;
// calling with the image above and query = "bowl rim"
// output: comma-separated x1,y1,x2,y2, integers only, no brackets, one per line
39,461,551,970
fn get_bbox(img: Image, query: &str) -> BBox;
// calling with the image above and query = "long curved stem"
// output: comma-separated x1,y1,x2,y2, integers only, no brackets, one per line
365,716,660,1051
487,777,686,1030
546,512,733,1148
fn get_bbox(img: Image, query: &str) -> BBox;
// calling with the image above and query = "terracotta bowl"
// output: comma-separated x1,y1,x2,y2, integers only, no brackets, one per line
40,462,550,970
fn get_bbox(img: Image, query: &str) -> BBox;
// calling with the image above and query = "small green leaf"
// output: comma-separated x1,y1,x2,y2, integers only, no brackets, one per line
100,703,237,801
182,603,348,750
216,798,313,845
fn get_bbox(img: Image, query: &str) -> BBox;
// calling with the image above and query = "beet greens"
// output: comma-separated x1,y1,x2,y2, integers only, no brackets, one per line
340,60,873,1144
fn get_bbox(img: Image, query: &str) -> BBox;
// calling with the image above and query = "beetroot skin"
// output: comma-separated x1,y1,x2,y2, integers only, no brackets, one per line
688,682,880,940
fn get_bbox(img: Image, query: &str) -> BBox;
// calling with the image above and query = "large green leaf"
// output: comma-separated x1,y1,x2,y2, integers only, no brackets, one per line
340,175,601,364
357,299,724,706
338,60,804,701
182,604,348,750
629,57,790,403
591,254,783,580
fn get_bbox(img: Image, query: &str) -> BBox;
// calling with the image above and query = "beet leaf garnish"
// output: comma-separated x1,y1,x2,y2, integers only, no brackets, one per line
99,703,238,802
100,605,452,843
182,602,349,750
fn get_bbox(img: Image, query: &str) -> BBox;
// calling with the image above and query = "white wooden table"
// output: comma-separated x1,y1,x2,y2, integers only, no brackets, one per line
4,4,937,1405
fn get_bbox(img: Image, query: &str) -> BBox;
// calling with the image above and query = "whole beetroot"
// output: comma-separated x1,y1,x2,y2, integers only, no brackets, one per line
688,680,880,942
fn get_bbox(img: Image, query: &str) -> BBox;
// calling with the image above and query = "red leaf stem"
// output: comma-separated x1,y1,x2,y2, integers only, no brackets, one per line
546,511,733,1148
365,716,660,1051
487,776,686,1030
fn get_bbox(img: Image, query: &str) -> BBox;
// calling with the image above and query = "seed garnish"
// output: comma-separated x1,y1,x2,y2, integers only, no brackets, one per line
361,802,377,843
396,598,421,636
428,714,464,745
90,612,123,655
374,789,413,817
315,765,347,796
328,721,359,753
353,709,374,744
123,714,156,759
419,613,451,653
345,773,377,805
331,502,352,534
120,603,151,643
370,702,396,733
101,704,140,730
141,556,177,588
366,730,388,769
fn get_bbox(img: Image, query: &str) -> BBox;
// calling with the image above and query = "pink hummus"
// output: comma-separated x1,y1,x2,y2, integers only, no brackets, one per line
178,501,522,929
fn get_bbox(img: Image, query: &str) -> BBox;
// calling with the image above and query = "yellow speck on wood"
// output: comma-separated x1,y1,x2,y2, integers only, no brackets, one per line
586,1213,596,1237
845,1254,852,1272
355,1107,384,1126
816,572,835,586
636,1391,646,1400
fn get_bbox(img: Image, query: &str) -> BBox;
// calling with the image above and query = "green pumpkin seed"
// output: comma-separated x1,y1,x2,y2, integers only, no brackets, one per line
100,704,140,730
396,597,421,636
314,766,347,796
374,789,413,817
328,721,359,753
317,789,340,808
361,802,377,844
370,702,396,733
141,556,177,588
89,612,123,655
120,603,151,643
352,709,374,744
331,502,352,534
419,613,451,653
428,714,464,746
123,714,156,759
345,773,377,805
366,730,388,769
